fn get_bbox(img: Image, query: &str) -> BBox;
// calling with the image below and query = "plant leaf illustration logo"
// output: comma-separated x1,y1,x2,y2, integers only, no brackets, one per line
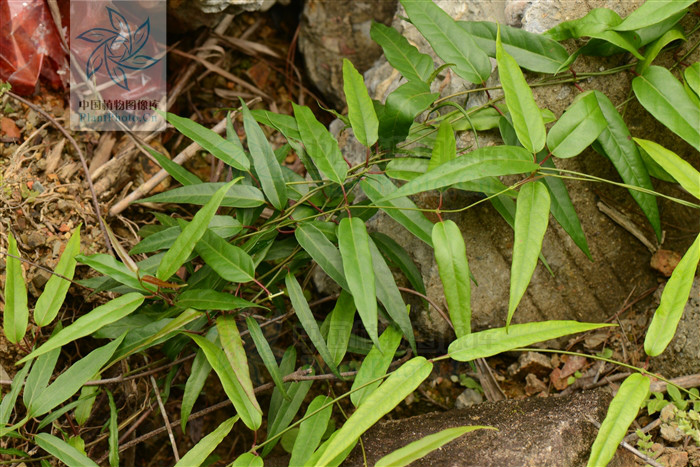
76,7,160,91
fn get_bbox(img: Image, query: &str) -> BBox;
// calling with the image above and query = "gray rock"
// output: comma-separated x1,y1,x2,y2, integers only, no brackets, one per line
454,388,483,409
341,389,633,467
649,277,700,378
168,0,289,30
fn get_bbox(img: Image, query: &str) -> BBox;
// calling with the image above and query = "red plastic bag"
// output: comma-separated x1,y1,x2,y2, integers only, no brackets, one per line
0,0,69,95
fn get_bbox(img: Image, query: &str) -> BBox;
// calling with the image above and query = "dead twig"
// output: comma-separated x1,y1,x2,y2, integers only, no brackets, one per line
150,374,179,462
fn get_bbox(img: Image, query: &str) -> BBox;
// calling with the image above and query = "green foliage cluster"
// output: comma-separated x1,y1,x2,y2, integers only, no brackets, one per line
2,1,700,466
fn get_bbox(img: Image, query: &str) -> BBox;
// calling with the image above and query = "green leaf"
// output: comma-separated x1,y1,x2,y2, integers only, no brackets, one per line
174,416,238,467
240,100,288,210
343,59,379,147
350,326,403,408
144,145,201,186
0,360,31,425
131,217,242,255
360,174,434,247
138,182,265,208
195,230,256,283
371,232,426,296
19,293,145,364
76,253,147,292
644,233,700,356
181,329,213,432
448,320,614,361
367,238,416,353
34,227,80,326
614,0,695,31
23,327,61,409
107,390,119,467
3,233,28,344
685,62,700,98
586,30,644,59
587,373,650,467
285,273,340,376
230,452,264,467
157,179,239,280
251,109,301,141
289,396,333,466
157,110,248,171
633,138,700,199
326,291,355,366
262,368,313,456
34,433,99,467
633,66,700,151
458,21,569,74
508,181,550,326
591,92,661,240
547,91,607,158
384,146,537,200
295,223,348,289
304,431,357,467
432,221,471,338
74,386,99,426
428,121,456,171
401,0,490,84
370,21,433,82
293,103,347,184
338,218,379,349
317,357,433,466
189,333,262,430
377,81,439,149
544,8,622,41
176,289,260,311
217,315,261,413
636,27,686,75
497,27,545,153
29,334,125,417
246,316,289,399
385,157,430,181
375,426,494,467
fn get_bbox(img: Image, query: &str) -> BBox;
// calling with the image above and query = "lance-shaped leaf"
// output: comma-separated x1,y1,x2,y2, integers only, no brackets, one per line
174,416,238,467
384,146,537,200
591,92,660,240
372,232,426,296
401,0,490,84
633,66,700,151
289,395,333,467
240,100,288,210
293,103,347,184
613,0,695,31
263,367,313,456
497,26,545,153
544,8,622,41
295,223,348,289
685,63,700,98
157,110,248,171
432,221,471,338
327,291,355,366
19,293,144,364
3,233,28,344
34,433,99,467
316,357,433,466
361,174,434,246
459,21,568,74
587,374,650,467
0,360,30,425
448,320,614,361
107,390,119,467
350,325,403,407
157,179,239,280
252,109,301,141
217,315,261,412
376,426,495,467
176,289,260,311
189,334,262,430
305,431,358,467
508,182,550,326
195,230,255,283
24,326,62,409
246,316,289,399
370,21,433,83
368,238,417,353
29,334,125,417
138,182,265,208
547,91,607,158
34,226,81,326
145,145,201,186
633,138,700,200
428,120,456,171
377,80,439,149
644,233,700,357
338,218,380,349
636,27,686,75
343,59,378,147
181,329,215,432
285,273,340,376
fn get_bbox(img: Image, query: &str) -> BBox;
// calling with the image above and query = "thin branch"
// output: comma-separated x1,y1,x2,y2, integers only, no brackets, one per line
150,374,179,462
